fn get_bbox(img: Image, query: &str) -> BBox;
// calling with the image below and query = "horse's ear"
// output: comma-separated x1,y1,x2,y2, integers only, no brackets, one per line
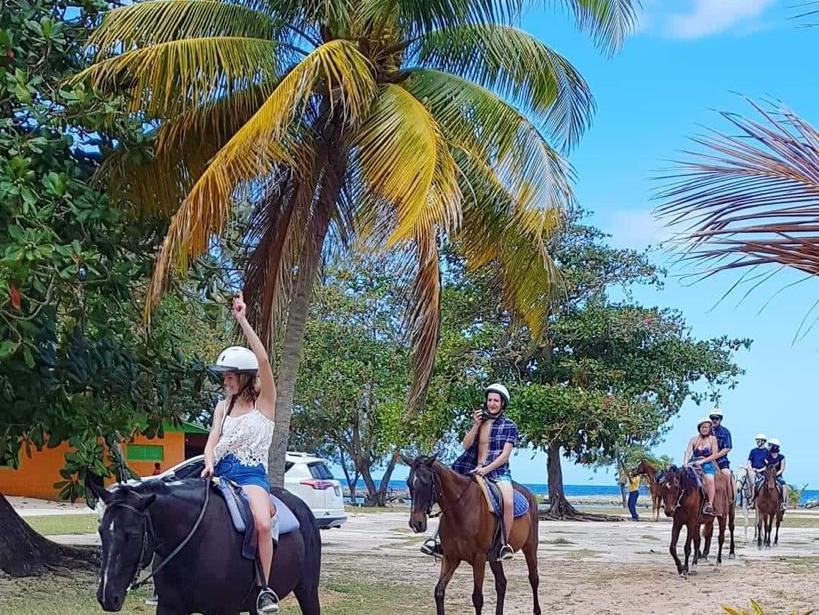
135,493,157,511
399,453,413,466
85,475,111,504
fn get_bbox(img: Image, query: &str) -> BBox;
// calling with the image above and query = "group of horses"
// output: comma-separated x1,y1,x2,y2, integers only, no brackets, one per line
631,459,785,578
88,455,786,615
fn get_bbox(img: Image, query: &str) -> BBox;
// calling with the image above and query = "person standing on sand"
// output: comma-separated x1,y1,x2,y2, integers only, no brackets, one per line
627,473,641,521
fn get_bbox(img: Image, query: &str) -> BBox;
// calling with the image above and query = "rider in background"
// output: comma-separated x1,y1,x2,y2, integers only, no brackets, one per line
709,408,733,479
201,293,279,613
765,438,788,511
684,417,720,516
746,433,768,485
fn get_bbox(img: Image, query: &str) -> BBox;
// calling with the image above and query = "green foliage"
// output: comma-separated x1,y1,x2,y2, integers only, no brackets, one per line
0,0,214,499
290,256,413,503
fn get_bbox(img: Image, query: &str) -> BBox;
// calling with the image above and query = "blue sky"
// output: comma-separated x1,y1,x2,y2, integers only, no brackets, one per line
385,1,818,488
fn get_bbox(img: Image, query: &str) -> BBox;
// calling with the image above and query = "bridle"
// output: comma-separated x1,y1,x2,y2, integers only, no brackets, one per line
658,470,687,516
103,480,211,591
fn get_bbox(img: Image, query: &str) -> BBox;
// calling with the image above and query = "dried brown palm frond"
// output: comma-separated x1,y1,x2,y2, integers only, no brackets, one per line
655,101,819,282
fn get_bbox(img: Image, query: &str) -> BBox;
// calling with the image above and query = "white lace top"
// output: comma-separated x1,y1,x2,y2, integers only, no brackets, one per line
213,407,275,469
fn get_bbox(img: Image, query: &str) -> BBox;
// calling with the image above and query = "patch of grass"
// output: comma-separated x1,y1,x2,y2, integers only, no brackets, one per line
345,505,409,514
541,537,574,545
0,572,427,615
24,514,98,536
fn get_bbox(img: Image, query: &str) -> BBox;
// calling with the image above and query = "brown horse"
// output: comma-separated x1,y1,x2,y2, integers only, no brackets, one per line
754,465,783,549
630,459,663,521
403,455,540,615
657,465,703,577
698,471,736,564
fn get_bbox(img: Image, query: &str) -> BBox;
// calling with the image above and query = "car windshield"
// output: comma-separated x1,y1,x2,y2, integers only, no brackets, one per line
174,459,204,479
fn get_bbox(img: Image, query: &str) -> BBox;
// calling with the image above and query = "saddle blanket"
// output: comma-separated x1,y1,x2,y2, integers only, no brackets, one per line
485,484,530,518
215,478,300,560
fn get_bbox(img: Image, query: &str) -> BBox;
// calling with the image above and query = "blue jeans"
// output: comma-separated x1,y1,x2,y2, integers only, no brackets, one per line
627,490,639,520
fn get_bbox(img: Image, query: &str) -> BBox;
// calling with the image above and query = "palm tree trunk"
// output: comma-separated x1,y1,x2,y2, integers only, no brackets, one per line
267,120,348,488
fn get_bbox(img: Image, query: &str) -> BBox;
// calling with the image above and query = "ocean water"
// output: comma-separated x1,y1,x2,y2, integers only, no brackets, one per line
347,480,819,505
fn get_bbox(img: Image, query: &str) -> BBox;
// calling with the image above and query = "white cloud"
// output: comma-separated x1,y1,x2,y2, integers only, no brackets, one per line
603,208,672,250
663,0,777,39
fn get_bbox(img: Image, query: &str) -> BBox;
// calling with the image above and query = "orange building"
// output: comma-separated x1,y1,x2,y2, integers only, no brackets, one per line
0,422,209,500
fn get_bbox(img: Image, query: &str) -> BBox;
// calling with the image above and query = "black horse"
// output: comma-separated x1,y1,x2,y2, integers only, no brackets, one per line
89,478,321,615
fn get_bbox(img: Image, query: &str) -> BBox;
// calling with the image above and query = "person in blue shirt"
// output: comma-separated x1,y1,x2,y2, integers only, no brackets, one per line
709,408,733,478
765,438,788,511
421,383,519,561
747,433,769,473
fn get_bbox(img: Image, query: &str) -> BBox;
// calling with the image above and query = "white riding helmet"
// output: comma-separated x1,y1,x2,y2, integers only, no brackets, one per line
767,438,780,447
485,383,510,405
754,433,767,441
211,346,258,374
697,416,712,429
710,408,723,419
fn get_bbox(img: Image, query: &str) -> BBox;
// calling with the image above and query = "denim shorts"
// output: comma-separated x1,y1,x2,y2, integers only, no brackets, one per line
214,454,270,491
490,469,513,484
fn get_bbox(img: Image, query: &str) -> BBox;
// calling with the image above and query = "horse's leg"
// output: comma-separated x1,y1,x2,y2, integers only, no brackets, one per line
434,557,460,615
489,561,507,615
682,520,695,576
669,520,684,576
523,538,541,615
471,557,486,615
715,514,726,566
701,519,713,561
774,512,782,545
293,580,320,615
728,504,736,558
692,523,700,568
766,513,773,548
756,511,763,549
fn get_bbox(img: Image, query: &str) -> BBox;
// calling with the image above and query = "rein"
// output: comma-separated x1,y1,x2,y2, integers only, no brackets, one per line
108,480,211,591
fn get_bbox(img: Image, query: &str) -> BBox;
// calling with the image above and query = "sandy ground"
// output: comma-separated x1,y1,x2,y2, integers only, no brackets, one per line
18,496,819,614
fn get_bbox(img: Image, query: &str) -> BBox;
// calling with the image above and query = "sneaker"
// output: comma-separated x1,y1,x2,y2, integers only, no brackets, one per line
257,588,280,613
144,595,158,606
499,544,514,561
703,503,715,516
420,537,442,557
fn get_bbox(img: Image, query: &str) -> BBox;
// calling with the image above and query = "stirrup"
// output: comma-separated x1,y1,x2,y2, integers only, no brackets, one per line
420,537,442,558
256,588,280,613
499,544,514,561
702,503,715,516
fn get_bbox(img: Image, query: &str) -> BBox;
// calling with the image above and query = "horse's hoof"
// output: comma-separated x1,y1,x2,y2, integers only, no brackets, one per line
688,569,698,576
728,553,736,560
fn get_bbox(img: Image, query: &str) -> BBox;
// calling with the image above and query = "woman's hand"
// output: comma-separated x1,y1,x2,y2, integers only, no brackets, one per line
232,292,247,322
201,461,215,478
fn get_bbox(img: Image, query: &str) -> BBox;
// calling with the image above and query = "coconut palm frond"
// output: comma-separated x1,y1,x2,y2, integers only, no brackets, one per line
89,0,281,55
416,23,594,149
558,0,641,55
656,102,819,279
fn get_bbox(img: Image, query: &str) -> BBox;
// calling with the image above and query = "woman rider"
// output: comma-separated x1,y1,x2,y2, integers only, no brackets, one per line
765,438,788,511
683,417,720,516
201,293,279,613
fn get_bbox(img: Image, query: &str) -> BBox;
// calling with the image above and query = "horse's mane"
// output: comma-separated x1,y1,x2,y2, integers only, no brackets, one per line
112,477,207,505
680,466,700,492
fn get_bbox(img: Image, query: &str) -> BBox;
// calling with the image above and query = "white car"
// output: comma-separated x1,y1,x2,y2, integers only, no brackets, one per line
96,452,347,529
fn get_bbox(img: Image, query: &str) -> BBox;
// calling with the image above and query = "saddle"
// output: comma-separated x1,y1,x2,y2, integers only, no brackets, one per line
213,478,300,560
473,475,529,562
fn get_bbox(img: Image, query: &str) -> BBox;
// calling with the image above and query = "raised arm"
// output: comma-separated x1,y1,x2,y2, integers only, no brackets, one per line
462,409,482,450
683,437,695,464
233,293,276,419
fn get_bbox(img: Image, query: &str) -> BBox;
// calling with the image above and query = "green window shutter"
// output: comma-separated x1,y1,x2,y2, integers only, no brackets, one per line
126,444,164,462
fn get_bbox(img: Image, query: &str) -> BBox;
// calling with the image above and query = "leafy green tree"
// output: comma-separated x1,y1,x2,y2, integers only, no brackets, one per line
78,0,641,487
0,0,213,576
290,256,411,506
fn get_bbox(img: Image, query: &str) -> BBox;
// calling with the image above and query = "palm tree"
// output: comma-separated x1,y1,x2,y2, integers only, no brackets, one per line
656,102,819,287
78,0,639,485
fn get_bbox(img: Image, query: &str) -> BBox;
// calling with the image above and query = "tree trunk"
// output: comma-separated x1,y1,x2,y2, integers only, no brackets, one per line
543,445,622,522
267,124,348,489
0,492,98,577
375,454,398,506
359,464,379,506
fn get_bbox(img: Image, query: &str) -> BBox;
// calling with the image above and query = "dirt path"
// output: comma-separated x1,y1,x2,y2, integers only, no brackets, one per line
323,511,819,614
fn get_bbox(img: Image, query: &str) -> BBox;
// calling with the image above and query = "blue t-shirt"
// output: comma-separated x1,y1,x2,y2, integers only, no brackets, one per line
748,447,769,469
713,425,732,468
765,452,785,471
